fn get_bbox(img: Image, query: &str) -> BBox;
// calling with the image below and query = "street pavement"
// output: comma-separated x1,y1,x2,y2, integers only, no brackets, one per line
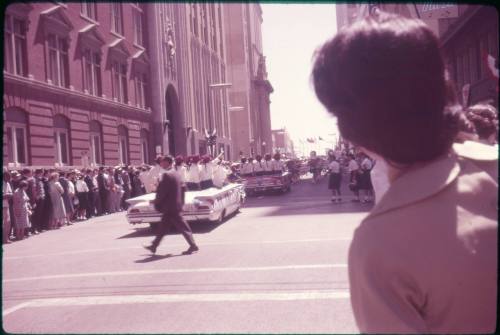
2,173,373,333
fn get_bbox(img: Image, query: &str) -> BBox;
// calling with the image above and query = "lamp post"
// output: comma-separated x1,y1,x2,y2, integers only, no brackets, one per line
206,82,232,156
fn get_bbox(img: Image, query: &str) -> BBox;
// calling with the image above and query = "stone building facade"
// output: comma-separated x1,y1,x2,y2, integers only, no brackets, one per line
225,3,273,159
3,2,237,168
146,3,231,159
4,2,153,168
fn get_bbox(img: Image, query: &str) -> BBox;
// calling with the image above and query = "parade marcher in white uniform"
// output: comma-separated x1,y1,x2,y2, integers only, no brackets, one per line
213,161,229,188
240,157,254,176
253,155,265,176
174,155,188,204
359,154,374,203
272,153,285,174
199,151,224,190
347,154,360,202
185,155,201,191
144,156,164,193
328,156,342,203
262,154,274,175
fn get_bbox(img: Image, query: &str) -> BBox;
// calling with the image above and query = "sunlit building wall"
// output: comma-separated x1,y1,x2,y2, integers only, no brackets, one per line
225,3,273,159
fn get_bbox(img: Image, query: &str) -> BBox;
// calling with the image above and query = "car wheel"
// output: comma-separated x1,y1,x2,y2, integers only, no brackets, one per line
217,209,226,224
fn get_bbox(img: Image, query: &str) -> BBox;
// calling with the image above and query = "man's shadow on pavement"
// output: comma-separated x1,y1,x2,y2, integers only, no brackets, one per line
135,253,189,263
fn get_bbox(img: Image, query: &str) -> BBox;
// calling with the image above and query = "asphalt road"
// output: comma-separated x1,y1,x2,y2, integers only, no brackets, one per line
2,174,373,333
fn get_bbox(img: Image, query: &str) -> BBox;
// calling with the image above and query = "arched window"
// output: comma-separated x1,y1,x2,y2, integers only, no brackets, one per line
5,108,29,165
117,125,129,165
89,120,103,165
140,129,149,164
54,114,71,165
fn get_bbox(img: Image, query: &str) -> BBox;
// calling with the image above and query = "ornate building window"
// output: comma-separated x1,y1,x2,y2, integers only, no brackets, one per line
133,9,144,46
140,129,149,164
54,114,71,165
81,3,97,21
47,34,69,87
111,61,128,103
5,108,29,165
89,120,103,165
135,72,147,108
83,49,102,96
111,3,124,36
4,15,28,76
117,125,129,165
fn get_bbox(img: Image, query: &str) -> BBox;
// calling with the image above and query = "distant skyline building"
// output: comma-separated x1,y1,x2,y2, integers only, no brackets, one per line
225,3,273,159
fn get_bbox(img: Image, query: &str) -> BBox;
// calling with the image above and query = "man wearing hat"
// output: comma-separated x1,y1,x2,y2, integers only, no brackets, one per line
31,168,46,233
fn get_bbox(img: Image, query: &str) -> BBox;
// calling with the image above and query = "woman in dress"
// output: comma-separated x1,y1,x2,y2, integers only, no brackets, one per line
48,172,66,229
58,171,73,225
12,180,31,240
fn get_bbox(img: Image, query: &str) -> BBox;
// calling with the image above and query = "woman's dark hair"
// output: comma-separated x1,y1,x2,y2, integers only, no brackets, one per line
18,180,28,189
312,11,459,165
466,104,498,140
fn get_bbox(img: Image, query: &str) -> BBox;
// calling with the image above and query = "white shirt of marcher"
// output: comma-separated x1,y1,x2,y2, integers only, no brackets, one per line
329,160,341,173
262,160,274,172
253,161,264,173
76,179,89,193
348,160,359,172
240,162,254,174
272,159,284,172
146,165,166,193
185,164,201,184
213,165,228,188
174,164,187,184
199,158,220,182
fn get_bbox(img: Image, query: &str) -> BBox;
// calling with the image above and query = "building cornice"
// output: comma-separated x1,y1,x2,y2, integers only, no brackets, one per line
4,73,151,116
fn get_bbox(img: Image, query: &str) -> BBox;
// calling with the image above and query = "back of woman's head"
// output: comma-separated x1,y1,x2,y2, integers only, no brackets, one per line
466,104,498,141
312,11,457,165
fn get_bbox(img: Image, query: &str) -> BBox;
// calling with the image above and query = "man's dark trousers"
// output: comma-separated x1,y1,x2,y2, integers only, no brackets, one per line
151,212,196,250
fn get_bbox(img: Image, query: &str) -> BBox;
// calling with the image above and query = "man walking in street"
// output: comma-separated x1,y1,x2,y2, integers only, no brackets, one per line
144,156,199,255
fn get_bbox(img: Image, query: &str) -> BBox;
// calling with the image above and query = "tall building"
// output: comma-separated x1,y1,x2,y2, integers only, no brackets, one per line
225,3,273,159
144,3,232,158
4,2,153,168
335,4,498,108
3,3,237,169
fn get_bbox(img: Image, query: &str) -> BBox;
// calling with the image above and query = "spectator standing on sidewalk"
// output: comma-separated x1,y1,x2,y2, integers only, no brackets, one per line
3,169,13,243
12,180,31,240
40,170,52,231
58,172,74,225
31,169,46,233
312,11,497,333
96,167,109,215
75,173,89,220
48,173,66,229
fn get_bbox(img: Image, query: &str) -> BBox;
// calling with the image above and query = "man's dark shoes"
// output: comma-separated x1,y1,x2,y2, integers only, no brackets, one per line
143,244,157,254
182,245,199,255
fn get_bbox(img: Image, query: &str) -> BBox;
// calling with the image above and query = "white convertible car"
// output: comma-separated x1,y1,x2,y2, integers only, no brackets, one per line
126,183,246,228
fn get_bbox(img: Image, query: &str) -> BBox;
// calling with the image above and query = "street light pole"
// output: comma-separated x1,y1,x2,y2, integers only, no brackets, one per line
206,82,232,156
